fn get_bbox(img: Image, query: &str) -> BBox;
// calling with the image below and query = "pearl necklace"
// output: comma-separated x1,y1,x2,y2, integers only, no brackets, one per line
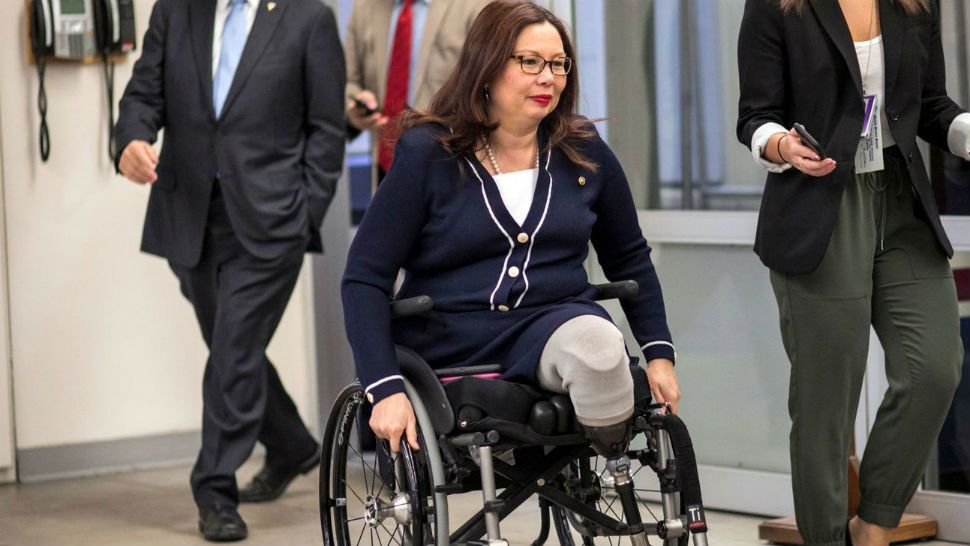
483,135,539,176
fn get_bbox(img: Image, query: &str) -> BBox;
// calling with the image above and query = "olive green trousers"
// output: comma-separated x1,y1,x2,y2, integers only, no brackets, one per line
769,148,963,546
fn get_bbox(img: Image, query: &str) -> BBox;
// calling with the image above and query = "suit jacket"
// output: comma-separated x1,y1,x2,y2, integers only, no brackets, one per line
115,0,346,267
343,0,488,183
737,0,965,274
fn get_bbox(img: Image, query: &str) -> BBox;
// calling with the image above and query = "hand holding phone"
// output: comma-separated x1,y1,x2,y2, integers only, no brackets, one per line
793,123,826,160
349,95,378,116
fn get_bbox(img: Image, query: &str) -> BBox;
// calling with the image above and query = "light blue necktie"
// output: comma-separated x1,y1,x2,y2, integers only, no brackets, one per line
213,0,247,118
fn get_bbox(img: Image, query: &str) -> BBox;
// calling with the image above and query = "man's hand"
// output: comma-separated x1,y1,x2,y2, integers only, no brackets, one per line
369,392,420,453
347,90,389,131
645,358,681,413
119,140,159,184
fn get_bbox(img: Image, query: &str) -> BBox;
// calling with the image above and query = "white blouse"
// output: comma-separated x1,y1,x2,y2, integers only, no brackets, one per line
492,168,538,225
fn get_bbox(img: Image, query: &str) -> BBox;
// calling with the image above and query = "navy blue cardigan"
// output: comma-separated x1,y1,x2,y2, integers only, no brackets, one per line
342,123,675,404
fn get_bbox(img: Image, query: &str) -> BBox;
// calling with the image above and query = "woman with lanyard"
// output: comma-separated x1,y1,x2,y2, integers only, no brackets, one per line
737,0,970,545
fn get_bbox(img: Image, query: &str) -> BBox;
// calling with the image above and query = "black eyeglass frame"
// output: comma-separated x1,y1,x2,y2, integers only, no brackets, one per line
510,54,573,76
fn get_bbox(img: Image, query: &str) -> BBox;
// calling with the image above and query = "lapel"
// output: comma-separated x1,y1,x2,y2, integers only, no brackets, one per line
879,0,903,101
219,0,288,119
414,0,450,94
189,0,217,121
809,0,863,98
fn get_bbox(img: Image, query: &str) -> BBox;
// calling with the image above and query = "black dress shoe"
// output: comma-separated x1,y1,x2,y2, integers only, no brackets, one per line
198,504,247,542
239,449,320,503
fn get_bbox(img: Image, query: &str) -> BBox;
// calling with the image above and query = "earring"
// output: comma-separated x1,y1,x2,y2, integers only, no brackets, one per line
484,86,490,101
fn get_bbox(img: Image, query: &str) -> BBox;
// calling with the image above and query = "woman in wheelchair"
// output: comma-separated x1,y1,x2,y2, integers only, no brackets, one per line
329,2,709,545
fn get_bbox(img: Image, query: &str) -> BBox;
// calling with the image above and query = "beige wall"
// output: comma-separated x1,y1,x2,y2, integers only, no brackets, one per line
0,0,316,451
0,99,14,479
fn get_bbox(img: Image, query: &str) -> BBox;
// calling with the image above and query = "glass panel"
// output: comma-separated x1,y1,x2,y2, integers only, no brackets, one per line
927,251,970,493
593,244,792,473
591,0,970,212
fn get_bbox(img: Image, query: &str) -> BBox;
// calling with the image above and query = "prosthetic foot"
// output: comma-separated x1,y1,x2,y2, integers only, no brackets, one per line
583,420,652,545
581,420,633,459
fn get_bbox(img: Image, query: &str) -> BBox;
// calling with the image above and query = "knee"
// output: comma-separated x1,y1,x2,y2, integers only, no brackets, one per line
917,338,963,402
568,318,628,373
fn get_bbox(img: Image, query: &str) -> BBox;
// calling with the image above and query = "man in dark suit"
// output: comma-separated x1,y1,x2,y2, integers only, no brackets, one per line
115,0,345,540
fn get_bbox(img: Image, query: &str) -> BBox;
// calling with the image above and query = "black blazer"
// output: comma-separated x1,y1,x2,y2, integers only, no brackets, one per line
115,0,346,267
737,0,964,274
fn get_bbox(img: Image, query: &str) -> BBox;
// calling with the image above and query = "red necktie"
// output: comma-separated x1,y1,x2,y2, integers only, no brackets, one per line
379,0,414,173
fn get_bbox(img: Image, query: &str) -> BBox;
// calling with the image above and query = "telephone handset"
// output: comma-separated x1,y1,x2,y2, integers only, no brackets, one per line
93,0,137,55
29,0,54,58
27,0,136,162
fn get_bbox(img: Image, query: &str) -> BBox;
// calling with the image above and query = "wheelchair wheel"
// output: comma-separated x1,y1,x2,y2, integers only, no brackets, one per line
320,384,442,546
552,439,689,546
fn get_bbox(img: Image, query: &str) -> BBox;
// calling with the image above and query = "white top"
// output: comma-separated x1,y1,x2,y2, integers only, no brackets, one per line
854,35,895,147
492,168,538,225
212,0,257,78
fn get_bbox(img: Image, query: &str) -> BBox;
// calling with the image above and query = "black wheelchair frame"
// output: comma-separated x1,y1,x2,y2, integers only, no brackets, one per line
319,282,711,546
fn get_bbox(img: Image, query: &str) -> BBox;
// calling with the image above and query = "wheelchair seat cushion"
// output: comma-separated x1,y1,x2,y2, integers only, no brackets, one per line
442,365,654,446
444,376,587,445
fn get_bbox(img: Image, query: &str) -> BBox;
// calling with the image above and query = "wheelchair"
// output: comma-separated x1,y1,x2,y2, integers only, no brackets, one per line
319,281,711,546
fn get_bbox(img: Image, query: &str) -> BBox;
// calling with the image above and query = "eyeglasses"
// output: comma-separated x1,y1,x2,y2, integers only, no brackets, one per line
511,54,572,76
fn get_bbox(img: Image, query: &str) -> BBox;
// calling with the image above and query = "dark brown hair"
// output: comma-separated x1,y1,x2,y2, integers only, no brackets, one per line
401,0,597,172
778,0,928,16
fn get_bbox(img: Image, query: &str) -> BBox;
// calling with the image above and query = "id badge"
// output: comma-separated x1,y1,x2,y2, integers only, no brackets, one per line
856,94,884,173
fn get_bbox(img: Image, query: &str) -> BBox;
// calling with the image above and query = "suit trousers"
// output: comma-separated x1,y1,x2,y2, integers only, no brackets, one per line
769,147,963,546
171,183,318,508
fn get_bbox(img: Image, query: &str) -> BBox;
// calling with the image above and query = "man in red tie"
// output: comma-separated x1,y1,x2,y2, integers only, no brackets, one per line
344,0,489,187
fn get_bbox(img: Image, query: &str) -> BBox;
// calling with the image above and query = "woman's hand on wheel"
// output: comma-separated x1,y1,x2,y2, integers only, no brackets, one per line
369,393,420,453
646,359,681,414
781,127,837,177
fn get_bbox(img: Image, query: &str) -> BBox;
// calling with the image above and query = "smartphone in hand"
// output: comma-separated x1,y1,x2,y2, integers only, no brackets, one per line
349,95,378,116
793,123,827,160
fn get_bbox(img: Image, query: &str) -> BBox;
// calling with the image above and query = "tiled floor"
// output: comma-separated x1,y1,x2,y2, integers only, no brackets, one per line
0,458,963,546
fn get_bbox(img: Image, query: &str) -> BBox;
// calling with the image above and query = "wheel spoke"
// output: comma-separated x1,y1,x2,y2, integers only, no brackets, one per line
354,517,368,546
342,477,368,506
353,413,372,494
349,442,380,492
377,520,403,546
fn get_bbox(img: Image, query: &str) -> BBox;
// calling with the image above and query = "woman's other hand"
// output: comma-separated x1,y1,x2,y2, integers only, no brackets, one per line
646,358,681,414
369,392,420,453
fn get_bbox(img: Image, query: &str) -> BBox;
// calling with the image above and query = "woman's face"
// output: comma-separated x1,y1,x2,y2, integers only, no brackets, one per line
488,21,568,129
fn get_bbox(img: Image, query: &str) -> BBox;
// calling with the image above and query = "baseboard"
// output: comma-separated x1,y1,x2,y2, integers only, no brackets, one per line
907,490,970,542
634,463,794,517
16,430,201,483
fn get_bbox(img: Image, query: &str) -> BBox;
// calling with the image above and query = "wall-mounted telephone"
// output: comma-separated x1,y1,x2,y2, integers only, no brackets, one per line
28,0,137,161
30,0,96,60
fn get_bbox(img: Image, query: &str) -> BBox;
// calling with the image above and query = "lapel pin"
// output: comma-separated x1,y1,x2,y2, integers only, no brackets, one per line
267,2,276,11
